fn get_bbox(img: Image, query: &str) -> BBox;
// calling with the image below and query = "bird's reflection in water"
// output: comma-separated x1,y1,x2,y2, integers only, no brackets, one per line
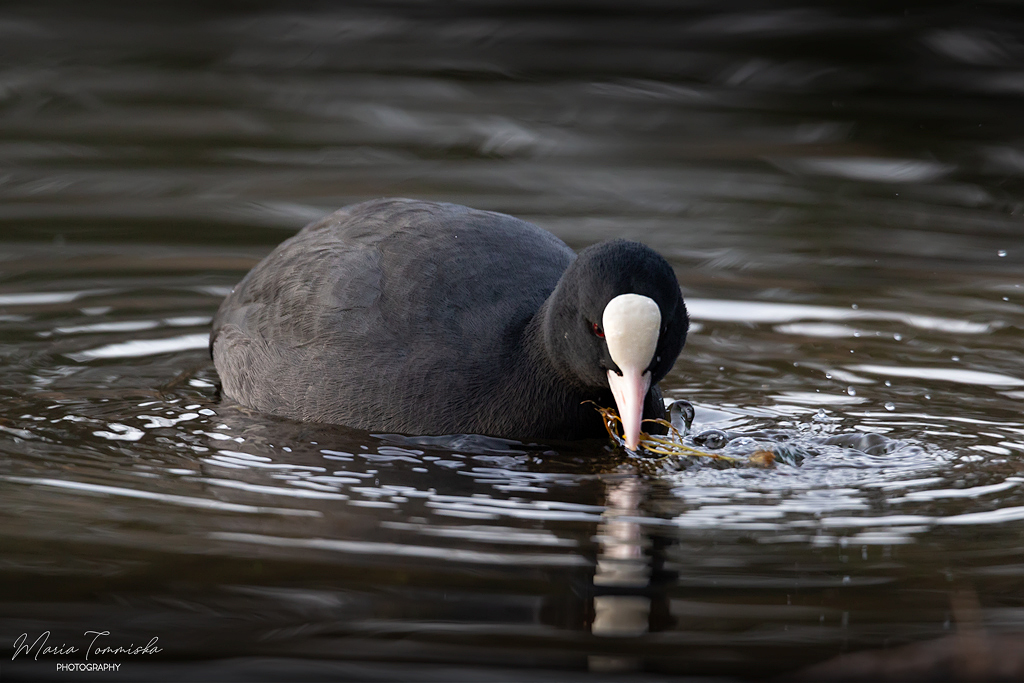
588,476,664,673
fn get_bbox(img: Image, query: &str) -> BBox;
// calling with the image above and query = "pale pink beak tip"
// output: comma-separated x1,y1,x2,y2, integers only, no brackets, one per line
607,368,652,453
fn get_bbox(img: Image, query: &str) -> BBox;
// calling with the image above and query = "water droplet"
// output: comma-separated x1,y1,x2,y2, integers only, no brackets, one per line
893,333,902,341
1003,297,1009,301
851,304,859,310
925,394,931,400
998,250,1007,257
847,386,857,396
952,355,960,361
885,402,895,411
694,429,728,449
825,373,832,379
884,380,891,387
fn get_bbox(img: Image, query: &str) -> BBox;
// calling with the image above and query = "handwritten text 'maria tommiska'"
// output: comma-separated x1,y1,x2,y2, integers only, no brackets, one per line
12,631,162,661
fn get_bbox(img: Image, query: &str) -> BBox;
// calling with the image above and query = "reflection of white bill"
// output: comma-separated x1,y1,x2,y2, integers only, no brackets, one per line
592,595,651,637
592,478,651,638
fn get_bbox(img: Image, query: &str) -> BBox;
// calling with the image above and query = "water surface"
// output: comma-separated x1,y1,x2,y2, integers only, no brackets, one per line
1,4,1023,680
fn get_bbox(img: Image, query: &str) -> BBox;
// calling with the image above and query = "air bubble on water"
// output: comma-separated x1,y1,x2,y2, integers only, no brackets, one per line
723,436,758,455
825,373,832,379
998,249,1007,257
885,402,895,411
884,380,891,387
851,304,859,310
893,333,902,341
952,355,960,361
1003,297,1009,301
847,386,857,396
925,394,931,400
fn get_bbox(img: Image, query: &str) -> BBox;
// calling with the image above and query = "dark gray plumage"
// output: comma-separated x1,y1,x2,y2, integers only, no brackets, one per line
211,198,688,441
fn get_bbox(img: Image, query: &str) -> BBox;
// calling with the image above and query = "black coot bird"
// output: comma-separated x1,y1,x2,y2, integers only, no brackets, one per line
211,198,688,450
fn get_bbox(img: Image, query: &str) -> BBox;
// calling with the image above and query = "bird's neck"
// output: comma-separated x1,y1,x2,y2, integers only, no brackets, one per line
509,303,606,439
524,298,571,387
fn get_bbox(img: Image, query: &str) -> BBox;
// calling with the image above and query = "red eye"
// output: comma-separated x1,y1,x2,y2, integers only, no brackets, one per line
591,322,604,338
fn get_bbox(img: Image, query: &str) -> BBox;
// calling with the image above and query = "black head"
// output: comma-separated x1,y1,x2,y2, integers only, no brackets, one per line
541,239,688,390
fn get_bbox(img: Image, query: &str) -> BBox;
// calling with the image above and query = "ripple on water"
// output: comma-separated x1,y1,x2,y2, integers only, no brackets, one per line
67,333,210,361
658,403,1024,546
686,298,1001,334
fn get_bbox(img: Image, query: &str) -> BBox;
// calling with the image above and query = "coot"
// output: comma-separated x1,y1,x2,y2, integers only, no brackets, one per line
211,198,688,450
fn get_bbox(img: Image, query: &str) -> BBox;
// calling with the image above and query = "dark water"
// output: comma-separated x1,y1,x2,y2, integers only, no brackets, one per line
2,4,1023,681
